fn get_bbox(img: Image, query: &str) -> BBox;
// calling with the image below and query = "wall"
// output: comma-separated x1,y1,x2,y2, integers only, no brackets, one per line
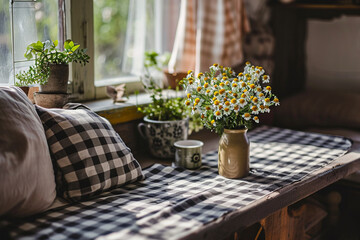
306,16,360,93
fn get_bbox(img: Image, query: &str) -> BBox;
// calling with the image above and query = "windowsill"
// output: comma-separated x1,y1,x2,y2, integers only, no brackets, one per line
83,89,185,125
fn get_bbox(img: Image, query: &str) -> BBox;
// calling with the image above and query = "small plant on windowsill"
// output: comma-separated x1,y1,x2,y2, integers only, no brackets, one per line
16,39,90,87
16,39,90,108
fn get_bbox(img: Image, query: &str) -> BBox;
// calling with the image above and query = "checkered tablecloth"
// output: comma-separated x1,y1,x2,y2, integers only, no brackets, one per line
1,126,352,240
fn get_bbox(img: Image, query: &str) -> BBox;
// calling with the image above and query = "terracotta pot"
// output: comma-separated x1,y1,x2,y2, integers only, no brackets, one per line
19,86,30,96
218,128,250,178
39,64,69,93
163,70,187,90
137,117,189,159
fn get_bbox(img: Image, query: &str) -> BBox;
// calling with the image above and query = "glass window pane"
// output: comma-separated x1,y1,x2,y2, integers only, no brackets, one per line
94,0,130,81
0,0,12,84
35,0,58,42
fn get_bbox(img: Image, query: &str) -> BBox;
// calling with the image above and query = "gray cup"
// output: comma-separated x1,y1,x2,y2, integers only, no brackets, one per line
174,140,204,169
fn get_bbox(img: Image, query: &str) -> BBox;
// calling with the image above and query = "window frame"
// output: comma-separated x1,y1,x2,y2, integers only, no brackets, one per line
66,0,144,101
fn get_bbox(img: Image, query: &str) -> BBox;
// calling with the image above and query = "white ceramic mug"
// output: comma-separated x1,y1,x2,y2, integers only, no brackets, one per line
174,140,204,169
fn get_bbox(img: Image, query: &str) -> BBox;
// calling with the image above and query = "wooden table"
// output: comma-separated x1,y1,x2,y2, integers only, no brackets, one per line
136,128,360,240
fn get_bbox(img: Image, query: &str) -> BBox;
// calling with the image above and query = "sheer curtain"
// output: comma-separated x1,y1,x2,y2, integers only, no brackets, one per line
122,0,180,78
168,0,250,74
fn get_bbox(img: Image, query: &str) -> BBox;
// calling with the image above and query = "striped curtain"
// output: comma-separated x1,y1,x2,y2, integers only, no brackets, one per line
168,0,250,74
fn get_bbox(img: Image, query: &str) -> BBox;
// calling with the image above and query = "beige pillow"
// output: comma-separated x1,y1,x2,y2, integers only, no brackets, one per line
0,87,56,217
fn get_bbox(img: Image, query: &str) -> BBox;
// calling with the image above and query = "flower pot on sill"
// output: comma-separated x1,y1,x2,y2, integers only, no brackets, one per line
163,70,187,90
218,128,250,178
39,64,69,94
34,92,68,109
137,117,189,159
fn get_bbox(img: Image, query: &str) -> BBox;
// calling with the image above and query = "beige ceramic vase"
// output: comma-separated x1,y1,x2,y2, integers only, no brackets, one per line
218,128,250,178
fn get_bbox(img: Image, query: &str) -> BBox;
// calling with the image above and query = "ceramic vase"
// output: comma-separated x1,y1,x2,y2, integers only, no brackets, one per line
218,128,250,178
138,117,189,159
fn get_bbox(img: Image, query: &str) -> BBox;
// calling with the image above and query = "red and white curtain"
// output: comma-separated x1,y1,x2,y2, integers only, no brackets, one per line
168,0,250,74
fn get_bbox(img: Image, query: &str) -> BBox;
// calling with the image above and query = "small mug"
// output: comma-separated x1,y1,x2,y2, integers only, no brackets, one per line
174,140,204,169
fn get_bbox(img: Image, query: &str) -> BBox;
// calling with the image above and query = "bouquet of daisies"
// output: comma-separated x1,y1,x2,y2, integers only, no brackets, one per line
181,62,280,135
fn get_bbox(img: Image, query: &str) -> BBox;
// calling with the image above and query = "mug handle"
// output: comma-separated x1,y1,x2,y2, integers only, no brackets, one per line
137,123,147,139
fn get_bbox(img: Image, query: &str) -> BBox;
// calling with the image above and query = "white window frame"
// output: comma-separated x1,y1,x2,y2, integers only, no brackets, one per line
66,0,145,101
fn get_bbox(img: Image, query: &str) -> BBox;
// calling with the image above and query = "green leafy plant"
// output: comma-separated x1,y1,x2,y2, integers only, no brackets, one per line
15,39,90,86
137,51,189,121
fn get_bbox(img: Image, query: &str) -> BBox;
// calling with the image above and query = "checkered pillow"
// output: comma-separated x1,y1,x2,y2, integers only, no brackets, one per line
35,104,144,201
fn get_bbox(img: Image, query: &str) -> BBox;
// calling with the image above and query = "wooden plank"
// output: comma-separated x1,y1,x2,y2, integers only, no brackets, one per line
180,143,360,240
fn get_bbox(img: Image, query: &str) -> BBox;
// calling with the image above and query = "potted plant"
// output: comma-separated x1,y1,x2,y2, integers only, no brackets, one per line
136,52,192,159
16,39,90,108
144,51,187,90
182,62,280,178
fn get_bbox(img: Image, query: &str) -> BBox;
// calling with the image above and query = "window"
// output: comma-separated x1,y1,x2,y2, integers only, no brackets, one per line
93,0,180,88
1,0,180,100
0,0,58,86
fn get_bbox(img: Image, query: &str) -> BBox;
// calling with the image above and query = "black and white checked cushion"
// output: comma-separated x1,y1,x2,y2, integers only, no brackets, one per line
35,105,144,201
1,126,351,240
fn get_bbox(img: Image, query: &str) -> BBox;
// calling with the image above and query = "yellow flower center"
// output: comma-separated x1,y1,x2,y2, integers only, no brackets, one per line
231,98,237,104
266,86,272,91
233,93,238,98
257,87,262,92
244,112,250,118
206,89,210,94
201,114,205,119
220,82,225,87
254,116,259,121
265,98,270,103
251,106,258,111
234,105,239,111
233,78,239,82
225,101,230,106
239,98,245,104
263,75,268,80
232,83,238,88
259,93,264,97
189,80,193,85
214,91,219,96
243,89,247,93
204,77,209,81
253,97,258,103
214,100,220,105
197,72,203,78
185,100,190,106
250,84,255,89
212,97,217,101
225,81,230,85
187,93,191,98
197,86,202,92
241,82,246,87
195,98,200,103
218,105,223,110
241,93,246,98
274,98,279,103
187,70,193,74
213,63,218,67
215,111,221,116
211,119,215,124
204,83,209,88
219,89,226,94
224,107,230,112
206,106,211,110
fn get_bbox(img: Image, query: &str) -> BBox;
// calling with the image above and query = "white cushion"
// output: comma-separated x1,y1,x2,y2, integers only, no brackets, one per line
0,87,56,217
